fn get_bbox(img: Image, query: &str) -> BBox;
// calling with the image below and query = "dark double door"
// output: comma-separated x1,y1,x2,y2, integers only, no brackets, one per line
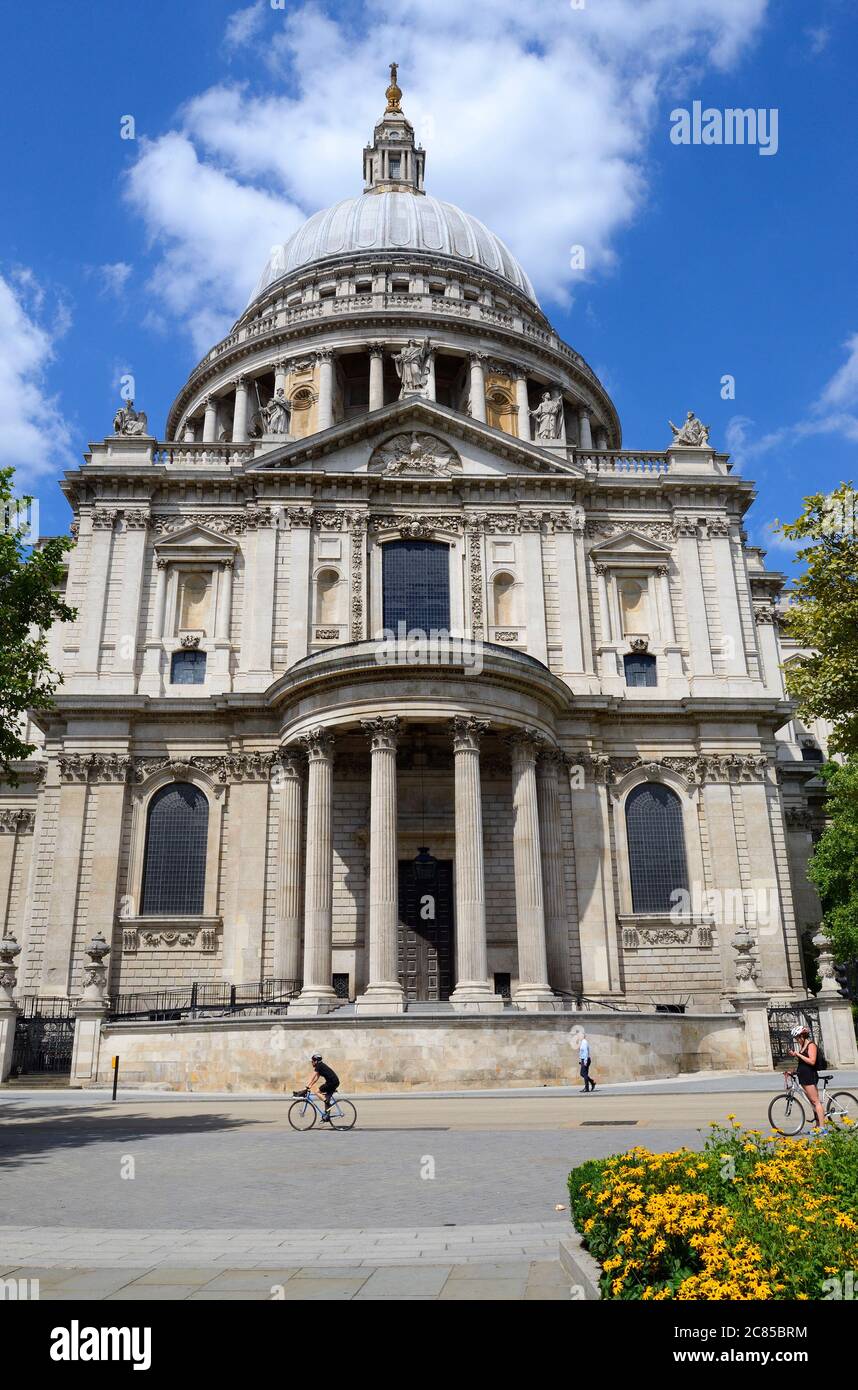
397,860,454,1002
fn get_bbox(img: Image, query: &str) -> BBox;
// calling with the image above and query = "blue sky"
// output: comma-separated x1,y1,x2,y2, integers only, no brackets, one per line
1,0,855,571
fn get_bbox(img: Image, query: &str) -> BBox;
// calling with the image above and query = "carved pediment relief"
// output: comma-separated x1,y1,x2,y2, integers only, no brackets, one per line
368,431,462,478
153,522,239,564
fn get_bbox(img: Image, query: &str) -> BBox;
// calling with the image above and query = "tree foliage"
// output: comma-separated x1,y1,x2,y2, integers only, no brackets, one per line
778,482,858,757
0,467,76,780
807,761,858,961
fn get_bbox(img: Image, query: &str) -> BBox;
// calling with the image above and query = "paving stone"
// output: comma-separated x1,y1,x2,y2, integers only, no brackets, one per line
439,1279,528,1300
104,1285,197,1300
130,1268,222,1286
355,1265,452,1296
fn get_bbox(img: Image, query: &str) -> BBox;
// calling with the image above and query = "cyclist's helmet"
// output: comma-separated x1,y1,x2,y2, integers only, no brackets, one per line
311,1053,322,1062
790,1024,809,1038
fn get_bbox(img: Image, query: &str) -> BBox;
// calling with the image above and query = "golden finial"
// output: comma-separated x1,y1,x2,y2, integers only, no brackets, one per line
385,62,402,113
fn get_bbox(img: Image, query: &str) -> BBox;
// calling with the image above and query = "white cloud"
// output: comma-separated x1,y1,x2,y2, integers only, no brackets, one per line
805,25,830,56
726,335,858,471
126,0,769,351
0,270,76,488
98,262,132,297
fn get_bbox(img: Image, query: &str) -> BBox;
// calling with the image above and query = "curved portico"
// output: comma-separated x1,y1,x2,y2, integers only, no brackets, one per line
277,641,568,1015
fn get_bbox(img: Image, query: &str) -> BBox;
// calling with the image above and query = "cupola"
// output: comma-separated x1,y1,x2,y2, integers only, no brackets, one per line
362,63,426,195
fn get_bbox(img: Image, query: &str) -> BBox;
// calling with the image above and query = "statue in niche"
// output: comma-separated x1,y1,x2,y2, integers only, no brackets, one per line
262,387,291,436
669,411,710,447
112,399,149,436
392,337,432,396
529,391,563,441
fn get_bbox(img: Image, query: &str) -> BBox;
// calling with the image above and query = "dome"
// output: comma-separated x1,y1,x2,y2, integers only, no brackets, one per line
249,192,538,308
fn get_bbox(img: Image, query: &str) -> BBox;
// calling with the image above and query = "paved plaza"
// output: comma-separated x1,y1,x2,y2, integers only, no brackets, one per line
3,1074,856,1299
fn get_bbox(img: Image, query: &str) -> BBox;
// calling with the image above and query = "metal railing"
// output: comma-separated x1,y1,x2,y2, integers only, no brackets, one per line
107,978,301,1023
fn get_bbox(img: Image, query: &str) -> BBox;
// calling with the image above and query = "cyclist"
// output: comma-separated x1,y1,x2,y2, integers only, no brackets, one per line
306,1053,340,1122
788,1024,826,1131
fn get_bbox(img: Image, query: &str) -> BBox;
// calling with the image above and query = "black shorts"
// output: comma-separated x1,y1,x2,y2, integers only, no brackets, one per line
796,1063,818,1088
319,1081,339,1096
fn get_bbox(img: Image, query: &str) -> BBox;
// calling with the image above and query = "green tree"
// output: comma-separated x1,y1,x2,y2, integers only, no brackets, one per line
778,482,858,757
806,761,858,962
0,467,76,780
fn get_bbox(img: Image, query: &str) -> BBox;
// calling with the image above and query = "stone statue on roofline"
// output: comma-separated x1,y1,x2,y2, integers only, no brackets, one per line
112,399,149,437
668,410,710,447
530,391,563,441
393,337,432,397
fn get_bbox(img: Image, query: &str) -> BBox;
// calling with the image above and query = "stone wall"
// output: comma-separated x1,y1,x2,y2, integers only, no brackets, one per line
90,1010,749,1093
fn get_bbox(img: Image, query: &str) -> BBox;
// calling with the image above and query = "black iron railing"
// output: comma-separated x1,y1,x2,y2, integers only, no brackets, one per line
11,998,75,1075
767,1002,821,1065
107,978,301,1022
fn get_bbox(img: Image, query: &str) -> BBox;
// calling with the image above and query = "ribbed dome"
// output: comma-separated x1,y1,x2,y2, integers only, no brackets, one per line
249,192,538,307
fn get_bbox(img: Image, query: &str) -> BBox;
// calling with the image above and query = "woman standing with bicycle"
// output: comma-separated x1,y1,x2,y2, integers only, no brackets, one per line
789,1024,826,1130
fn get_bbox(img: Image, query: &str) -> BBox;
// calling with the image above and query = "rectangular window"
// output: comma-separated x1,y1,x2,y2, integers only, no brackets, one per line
170,650,207,685
382,539,451,634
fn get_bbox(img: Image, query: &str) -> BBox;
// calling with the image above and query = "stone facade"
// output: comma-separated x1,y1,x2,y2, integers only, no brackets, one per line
1,80,824,1060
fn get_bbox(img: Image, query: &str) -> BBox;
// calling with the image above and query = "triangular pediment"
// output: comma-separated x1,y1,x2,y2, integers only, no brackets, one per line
589,529,672,562
248,398,584,479
154,523,239,554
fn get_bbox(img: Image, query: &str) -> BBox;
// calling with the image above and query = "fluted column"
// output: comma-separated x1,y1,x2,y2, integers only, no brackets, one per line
536,750,573,999
203,395,218,442
232,377,248,443
273,753,303,984
469,354,487,422
509,732,560,1010
290,728,338,1015
515,374,531,441
369,346,385,410
450,718,504,1012
274,359,288,395
577,406,592,451
317,349,334,430
356,717,406,1014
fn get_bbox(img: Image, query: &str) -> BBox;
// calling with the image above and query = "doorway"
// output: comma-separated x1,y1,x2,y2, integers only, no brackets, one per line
397,859,454,1001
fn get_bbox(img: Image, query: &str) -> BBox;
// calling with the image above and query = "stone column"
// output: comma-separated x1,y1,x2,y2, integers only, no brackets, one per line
42,767,89,995
594,425,608,450
356,718,406,1014
113,512,149,685
369,347,385,411
273,753,303,984
215,559,234,642
537,750,573,999
232,377,249,444
77,510,115,675
317,349,334,430
673,517,713,675
244,515,276,684
469,354,487,423
291,729,338,1015
274,360,288,396
221,774,270,984
657,566,677,643
203,395,218,442
0,934,21,1083
152,558,168,637
508,733,560,1010
424,350,437,402
755,608,784,697
577,406,593,450
515,374,531,441
450,717,503,1013
709,521,746,676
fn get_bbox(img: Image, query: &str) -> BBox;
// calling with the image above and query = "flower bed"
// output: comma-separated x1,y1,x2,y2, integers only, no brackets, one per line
567,1121,858,1300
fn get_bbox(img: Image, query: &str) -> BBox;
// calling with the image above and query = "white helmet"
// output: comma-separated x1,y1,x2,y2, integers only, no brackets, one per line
790,1024,809,1038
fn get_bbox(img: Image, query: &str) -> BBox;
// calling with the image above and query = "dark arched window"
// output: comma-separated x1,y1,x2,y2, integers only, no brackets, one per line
141,783,209,915
382,539,450,634
624,652,657,687
626,783,688,914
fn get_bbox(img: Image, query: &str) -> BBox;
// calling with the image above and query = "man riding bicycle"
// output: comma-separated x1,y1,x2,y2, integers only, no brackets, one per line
306,1053,340,1122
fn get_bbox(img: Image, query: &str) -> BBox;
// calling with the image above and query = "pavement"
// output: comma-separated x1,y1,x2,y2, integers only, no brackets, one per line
3,1071,855,1300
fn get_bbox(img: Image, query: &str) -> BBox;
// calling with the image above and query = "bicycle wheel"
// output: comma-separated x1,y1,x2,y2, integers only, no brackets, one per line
288,1099,317,1131
768,1093,806,1136
826,1091,858,1129
327,1098,357,1130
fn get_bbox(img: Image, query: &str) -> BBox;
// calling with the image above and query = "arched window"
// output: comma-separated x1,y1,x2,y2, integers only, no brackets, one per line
626,783,689,914
493,572,516,626
316,568,342,624
382,539,450,634
141,783,209,915
624,652,657,687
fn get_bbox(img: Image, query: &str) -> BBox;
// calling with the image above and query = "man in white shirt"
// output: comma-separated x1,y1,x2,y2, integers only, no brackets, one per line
578,1033,596,1093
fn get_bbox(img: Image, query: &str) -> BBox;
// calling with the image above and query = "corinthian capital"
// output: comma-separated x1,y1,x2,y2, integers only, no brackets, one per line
361,716,401,752
300,727,336,761
451,715,491,752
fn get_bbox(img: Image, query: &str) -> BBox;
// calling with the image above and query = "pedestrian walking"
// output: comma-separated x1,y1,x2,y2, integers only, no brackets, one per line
579,1032,596,1093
